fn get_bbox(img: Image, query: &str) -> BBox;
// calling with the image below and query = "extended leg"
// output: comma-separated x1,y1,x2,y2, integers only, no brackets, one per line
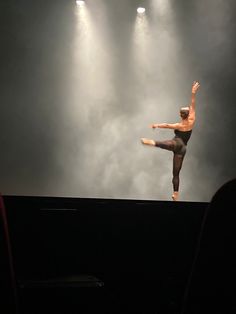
172,153,185,201
141,138,176,151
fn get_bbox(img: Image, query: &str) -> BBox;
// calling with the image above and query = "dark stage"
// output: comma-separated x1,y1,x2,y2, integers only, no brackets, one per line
1,1,236,313
1,179,236,314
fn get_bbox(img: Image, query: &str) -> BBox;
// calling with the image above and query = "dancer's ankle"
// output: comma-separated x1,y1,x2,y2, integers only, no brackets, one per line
172,191,179,201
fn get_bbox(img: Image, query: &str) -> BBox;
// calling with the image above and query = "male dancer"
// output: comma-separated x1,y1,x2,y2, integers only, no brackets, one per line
141,81,200,201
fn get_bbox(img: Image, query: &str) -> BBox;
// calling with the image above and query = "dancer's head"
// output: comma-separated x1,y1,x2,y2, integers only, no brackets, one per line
180,106,189,120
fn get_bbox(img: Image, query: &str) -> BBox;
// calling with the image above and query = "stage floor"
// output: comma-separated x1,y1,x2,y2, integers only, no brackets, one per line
1,195,209,314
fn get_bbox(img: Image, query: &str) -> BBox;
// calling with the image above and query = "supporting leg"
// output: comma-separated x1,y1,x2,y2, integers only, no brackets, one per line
172,153,185,201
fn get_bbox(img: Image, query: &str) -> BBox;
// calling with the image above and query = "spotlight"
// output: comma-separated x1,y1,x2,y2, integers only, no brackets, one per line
137,7,145,14
76,0,85,6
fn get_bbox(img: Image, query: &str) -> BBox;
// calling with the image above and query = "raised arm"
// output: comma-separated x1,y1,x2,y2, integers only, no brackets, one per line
188,81,200,122
149,81,200,131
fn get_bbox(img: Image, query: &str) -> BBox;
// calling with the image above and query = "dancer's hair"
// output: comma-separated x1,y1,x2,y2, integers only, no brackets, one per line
180,107,189,119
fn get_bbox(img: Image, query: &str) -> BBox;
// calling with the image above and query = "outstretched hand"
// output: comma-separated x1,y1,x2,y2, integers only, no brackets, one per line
192,81,200,94
149,123,158,129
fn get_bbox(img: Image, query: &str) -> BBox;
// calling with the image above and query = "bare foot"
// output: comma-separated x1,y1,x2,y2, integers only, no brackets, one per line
141,138,156,146
172,191,179,201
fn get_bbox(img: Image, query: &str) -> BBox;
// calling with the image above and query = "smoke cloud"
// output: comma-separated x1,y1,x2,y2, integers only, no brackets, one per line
1,0,235,202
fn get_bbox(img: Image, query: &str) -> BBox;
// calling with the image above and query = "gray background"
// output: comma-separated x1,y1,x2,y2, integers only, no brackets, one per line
1,0,236,202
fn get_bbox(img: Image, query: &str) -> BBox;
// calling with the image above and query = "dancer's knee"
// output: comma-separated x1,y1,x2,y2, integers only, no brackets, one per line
172,175,179,183
157,140,175,151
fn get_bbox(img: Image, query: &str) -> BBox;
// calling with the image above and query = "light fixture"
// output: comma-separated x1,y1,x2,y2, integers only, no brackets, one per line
137,7,145,14
76,0,85,6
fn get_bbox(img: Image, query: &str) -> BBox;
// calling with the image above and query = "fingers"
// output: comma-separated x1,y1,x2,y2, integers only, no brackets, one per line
149,124,157,129
192,81,200,90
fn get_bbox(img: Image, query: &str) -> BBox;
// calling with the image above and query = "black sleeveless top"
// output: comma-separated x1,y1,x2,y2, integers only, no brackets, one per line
174,129,192,145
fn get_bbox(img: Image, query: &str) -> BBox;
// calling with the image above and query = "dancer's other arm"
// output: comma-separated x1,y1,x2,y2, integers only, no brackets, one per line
150,123,181,130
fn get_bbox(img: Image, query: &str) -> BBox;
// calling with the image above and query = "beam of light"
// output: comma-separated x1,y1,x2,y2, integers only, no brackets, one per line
132,10,152,80
57,1,117,198
67,1,114,124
